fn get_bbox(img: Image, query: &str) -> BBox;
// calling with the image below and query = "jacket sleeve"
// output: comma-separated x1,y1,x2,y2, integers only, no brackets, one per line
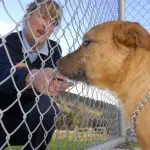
0,38,29,94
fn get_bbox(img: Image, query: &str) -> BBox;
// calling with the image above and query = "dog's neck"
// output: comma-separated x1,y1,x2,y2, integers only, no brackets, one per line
113,48,150,120
118,80,150,120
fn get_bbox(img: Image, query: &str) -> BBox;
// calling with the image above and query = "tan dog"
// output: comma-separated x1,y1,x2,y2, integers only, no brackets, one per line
58,21,150,150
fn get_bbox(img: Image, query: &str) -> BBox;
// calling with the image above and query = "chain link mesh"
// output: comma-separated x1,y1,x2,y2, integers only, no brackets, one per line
126,0,150,31
0,0,129,150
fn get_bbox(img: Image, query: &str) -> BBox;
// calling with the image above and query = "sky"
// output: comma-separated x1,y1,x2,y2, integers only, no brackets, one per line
0,0,150,102
1,0,150,55
125,0,150,31
0,0,80,56
0,0,119,55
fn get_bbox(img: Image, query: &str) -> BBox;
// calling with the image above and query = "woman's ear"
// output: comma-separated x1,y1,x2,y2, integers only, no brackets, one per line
113,22,150,51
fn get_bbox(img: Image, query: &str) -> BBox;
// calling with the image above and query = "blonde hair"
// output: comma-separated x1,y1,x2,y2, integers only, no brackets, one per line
25,0,62,26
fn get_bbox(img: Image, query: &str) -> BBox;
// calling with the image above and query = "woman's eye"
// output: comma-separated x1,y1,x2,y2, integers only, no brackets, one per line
83,40,91,47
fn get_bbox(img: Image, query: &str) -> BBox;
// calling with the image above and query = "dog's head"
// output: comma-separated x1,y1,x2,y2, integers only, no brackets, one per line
58,21,150,88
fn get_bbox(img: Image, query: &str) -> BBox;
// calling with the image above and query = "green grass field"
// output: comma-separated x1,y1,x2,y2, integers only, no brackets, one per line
131,142,141,148
5,141,141,150
4,130,141,150
5,131,96,150
5,138,95,150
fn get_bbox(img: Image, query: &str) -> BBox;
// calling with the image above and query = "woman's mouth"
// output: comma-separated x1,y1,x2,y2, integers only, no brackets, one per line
37,30,45,36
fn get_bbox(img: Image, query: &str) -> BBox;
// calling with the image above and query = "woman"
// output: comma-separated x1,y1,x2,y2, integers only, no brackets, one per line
0,0,70,149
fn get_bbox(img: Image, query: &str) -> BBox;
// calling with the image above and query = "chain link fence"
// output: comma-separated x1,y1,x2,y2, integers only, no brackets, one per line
126,0,150,31
1,0,146,149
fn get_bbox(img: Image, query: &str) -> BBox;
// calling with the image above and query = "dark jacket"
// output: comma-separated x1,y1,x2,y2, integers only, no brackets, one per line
0,32,62,110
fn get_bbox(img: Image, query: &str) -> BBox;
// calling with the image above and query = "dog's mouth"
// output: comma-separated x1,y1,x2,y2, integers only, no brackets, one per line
58,66,89,84
57,51,91,84
70,68,89,83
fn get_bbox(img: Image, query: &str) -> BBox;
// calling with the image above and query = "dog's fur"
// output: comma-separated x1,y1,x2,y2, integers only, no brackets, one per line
58,21,150,150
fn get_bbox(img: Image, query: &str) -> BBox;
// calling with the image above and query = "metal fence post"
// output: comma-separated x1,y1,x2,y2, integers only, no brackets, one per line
118,0,125,21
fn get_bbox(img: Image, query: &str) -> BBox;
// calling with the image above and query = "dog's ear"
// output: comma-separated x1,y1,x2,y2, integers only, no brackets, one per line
113,22,150,50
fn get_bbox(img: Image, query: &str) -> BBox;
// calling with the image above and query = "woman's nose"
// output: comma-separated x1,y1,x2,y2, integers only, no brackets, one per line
41,22,46,31
41,21,51,32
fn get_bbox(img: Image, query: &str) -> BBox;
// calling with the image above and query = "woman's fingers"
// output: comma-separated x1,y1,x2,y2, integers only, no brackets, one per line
29,68,74,96
47,79,74,96
15,63,27,68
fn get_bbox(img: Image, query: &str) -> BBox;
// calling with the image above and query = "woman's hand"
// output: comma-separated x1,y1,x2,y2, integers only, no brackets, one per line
26,68,73,96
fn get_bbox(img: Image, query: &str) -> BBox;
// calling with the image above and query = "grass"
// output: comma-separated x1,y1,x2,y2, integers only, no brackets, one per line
49,130,99,150
4,130,141,150
50,139,88,150
5,140,92,150
131,142,141,148
5,130,96,150
5,141,141,150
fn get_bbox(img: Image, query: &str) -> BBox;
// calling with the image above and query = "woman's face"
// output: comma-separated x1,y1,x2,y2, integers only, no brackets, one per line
24,7,55,47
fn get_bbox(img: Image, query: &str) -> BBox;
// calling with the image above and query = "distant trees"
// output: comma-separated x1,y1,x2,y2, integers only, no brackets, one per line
55,91,119,134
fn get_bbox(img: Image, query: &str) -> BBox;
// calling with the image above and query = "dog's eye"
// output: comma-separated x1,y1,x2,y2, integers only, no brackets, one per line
83,40,91,47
